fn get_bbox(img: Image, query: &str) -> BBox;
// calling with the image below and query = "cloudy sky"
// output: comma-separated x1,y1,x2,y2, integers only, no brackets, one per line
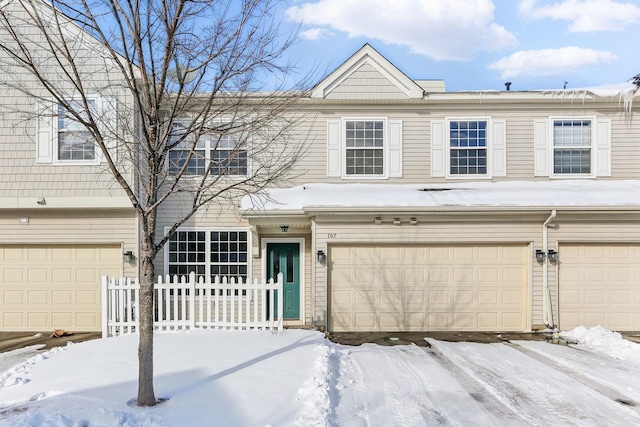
282,0,640,91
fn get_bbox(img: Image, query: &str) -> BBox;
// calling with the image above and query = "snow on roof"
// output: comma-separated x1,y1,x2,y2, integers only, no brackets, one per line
241,180,640,212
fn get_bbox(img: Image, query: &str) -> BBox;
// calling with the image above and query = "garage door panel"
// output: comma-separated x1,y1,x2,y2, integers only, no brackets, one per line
560,243,640,331
28,291,48,305
478,313,499,328
3,291,23,305
0,245,121,331
329,244,528,332
478,291,498,305
52,290,72,305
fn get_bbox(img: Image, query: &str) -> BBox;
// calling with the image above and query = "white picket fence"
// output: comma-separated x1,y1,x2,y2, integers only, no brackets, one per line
101,272,283,337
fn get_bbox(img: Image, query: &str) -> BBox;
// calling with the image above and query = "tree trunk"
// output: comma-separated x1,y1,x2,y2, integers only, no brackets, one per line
137,245,156,406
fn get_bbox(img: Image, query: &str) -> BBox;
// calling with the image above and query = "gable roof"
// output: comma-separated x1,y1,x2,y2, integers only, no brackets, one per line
310,44,424,99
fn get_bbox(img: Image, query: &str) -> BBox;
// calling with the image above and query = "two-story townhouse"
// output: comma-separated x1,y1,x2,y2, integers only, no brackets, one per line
159,44,640,334
0,0,137,332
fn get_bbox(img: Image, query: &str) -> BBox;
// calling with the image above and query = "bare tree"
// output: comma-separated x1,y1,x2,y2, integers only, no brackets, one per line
0,0,308,406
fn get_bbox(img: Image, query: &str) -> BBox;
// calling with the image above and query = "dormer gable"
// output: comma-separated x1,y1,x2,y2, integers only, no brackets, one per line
311,44,424,100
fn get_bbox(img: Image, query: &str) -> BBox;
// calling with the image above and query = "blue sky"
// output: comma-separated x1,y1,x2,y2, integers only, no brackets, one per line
280,0,640,92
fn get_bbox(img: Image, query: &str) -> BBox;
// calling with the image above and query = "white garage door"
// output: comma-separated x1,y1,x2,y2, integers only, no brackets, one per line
329,244,529,332
0,245,122,331
559,244,640,331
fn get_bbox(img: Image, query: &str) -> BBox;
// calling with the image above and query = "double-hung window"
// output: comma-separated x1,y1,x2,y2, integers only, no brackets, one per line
344,119,385,176
168,121,248,176
37,95,108,165
58,99,96,161
167,229,249,282
448,120,488,176
552,119,592,175
211,133,248,175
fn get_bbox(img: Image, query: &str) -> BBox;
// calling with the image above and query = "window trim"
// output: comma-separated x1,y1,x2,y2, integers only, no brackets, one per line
163,226,252,283
36,93,104,166
168,119,250,178
549,116,596,179
445,117,492,180
341,117,389,180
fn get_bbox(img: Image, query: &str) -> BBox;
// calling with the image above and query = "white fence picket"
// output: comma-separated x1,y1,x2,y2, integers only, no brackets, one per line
101,272,284,337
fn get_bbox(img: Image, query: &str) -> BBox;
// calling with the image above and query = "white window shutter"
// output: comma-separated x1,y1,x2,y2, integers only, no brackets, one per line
327,119,341,177
534,119,549,176
100,96,117,163
492,119,506,177
388,120,402,177
596,118,611,177
431,120,445,177
36,99,55,164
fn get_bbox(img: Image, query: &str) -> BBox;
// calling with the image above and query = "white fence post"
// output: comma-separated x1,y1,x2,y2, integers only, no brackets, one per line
103,273,286,336
101,276,108,338
189,272,196,329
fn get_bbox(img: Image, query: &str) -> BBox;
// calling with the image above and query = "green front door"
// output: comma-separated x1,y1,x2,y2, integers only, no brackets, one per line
267,243,300,319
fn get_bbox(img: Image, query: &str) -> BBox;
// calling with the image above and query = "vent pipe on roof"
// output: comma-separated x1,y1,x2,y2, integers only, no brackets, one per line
505,82,511,91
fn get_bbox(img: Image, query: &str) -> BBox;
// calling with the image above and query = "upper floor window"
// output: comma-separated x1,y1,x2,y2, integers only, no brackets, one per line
58,99,97,162
327,117,402,180
431,117,505,179
534,116,608,178
449,120,487,176
552,119,591,175
344,119,385,176
168,121,248,176
36,96,108,165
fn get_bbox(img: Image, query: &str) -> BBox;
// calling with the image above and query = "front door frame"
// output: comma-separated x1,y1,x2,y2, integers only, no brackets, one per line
262,237,305,323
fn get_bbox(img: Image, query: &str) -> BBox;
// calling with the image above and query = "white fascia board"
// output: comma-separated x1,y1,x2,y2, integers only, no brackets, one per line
311,44,423,99
0,196,133,209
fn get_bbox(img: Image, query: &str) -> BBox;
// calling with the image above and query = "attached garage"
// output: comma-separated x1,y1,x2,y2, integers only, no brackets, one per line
559,243,640,331
0,244,122,331
328,244,529,332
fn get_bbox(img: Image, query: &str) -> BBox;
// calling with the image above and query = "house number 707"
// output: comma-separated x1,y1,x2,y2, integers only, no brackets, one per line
327,233,337,238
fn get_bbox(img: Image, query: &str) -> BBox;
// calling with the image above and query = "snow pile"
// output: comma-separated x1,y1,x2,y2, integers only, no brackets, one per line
242,180,640,211
560,325,640,360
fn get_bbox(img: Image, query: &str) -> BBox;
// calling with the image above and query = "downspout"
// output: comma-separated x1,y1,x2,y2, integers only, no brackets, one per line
542,210,557,328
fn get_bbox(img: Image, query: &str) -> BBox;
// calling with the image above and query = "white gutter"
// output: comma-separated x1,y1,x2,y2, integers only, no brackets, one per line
542,210,557,328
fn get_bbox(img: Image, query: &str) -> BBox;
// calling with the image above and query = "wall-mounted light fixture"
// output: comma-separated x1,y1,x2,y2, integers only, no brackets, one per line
535,249,546,263
316,250,326,263
393,218,401,225
374,217,382,225
547,249,558,263
410,217,418,225
123,250,134,263
280,225,289,233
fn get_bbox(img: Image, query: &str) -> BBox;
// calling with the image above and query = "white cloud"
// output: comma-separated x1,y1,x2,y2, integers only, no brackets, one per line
522,0,640,32
285,0,518,61
488,46,617,78
299,28,334,40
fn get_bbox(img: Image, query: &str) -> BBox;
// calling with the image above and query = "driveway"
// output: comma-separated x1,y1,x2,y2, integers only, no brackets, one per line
331,334,640,426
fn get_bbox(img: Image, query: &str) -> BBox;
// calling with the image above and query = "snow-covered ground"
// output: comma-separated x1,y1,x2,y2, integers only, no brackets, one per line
0,326,639,426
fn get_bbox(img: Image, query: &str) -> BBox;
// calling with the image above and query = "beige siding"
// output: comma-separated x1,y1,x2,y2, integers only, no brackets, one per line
325,63,408,100
286,102,640,186
0,1,134,199
0,210,137,277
